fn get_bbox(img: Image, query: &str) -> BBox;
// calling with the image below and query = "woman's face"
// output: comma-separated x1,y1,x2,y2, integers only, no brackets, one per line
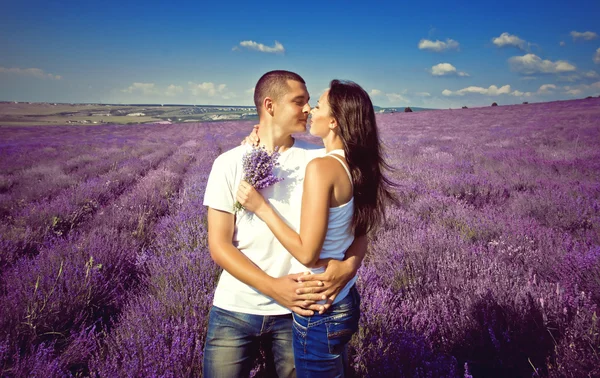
309,89,335,138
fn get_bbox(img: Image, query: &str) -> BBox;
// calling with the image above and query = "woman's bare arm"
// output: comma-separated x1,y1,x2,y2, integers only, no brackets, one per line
238,158,333,267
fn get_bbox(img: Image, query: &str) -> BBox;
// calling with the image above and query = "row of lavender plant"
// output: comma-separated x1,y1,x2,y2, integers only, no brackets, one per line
0,144,158,222
0,146,175,273
0,125,204,273
0,125,212,376
88,122,255,375
0,124,202,220
89,137,221,376
347,98,600,377
1,101,598,377
0,124,171,175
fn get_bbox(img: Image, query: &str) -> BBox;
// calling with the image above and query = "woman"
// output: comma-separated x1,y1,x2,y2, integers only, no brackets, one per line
237,79,396,377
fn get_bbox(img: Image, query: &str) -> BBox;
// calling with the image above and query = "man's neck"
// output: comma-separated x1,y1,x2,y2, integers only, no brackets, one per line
257,122,295,153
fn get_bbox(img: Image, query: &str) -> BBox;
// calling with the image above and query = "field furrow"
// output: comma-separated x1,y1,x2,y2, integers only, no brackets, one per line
90,136,222,376
0,99,598,377
0,145,170,222
0,130,209,375
0,143,178,273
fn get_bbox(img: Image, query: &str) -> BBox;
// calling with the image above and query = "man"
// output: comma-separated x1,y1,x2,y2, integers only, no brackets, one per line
203,70,366,377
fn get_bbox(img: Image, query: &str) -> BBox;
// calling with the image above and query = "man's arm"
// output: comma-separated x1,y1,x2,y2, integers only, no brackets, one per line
207,207,317,316
297,234,368,313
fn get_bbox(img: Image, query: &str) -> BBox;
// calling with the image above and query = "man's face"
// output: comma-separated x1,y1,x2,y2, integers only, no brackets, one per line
272,79,310,135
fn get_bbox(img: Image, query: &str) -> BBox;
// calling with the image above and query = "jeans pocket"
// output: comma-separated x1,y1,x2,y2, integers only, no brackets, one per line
325,310,359,355
293,316,307,337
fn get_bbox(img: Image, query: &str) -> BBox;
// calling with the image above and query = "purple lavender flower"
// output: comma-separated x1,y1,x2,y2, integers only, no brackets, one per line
233,146,283,213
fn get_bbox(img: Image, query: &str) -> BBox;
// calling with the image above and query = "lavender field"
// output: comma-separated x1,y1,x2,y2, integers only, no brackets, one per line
1,98,599,377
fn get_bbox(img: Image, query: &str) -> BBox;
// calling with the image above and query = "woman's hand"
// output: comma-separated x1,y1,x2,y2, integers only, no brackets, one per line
236,180,268,215
240,124,260,146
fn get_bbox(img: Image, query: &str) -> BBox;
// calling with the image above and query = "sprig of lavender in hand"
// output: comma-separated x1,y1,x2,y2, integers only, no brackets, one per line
233,146,284,213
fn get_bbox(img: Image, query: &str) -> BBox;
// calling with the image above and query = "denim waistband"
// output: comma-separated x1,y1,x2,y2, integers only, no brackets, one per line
293,284,360,326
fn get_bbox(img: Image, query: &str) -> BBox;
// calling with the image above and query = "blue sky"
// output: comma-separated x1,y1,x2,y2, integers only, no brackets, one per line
1,0,599,108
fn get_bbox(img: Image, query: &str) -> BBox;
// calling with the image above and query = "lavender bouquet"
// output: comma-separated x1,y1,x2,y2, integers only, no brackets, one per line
233,145,284,213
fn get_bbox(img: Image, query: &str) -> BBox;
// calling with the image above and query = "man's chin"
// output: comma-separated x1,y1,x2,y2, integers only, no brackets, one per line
293,124,307,134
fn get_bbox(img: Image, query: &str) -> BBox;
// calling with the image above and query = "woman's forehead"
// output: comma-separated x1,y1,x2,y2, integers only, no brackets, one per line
319,90,329,103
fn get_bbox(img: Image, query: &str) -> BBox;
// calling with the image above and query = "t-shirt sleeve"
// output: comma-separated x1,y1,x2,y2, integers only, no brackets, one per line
203,154,236,213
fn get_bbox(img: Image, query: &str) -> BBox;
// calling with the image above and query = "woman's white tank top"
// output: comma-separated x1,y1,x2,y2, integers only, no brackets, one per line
311,149,357,304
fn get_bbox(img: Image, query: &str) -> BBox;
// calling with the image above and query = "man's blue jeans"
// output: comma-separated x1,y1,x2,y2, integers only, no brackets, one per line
292,285,360,378
203,306,295,378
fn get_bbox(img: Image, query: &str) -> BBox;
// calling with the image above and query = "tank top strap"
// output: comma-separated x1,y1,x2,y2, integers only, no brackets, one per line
325,151,352,183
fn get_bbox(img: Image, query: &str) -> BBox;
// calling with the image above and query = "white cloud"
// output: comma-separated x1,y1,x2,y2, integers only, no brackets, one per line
0,66,62,80
511,90,526,96
556,70,600,82
538,84,557,94
566,89,583,96
367,89,415,104
492,32,529,51
418,38,459,52
508,53,576,74
594,48,600,64
188,82,227,97
165,84,183,97
430,63,469,77
415,92,431,97
509,84,562,98
236,40,285,54
557,74,581,82
220,92,236,100
121,82,159,95
245,87,255,94
563,81,600,96
442,84,512,96
560,41,566,47
570,31,598,41
386,93,408,103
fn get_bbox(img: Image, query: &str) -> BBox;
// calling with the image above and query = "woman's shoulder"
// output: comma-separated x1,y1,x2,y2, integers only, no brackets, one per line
307,155,338,166
305,156,342,179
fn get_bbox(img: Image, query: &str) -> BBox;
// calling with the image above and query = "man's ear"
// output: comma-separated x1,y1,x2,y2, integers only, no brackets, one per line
263,97,275,116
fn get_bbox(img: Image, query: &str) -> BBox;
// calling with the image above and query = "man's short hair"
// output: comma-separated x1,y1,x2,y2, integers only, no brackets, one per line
254,70,306,113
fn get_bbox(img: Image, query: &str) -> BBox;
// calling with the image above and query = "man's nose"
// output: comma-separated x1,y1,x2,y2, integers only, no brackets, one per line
303,103,311,113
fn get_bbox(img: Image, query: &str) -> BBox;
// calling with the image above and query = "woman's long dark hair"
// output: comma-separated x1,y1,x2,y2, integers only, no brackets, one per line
328,79,397,237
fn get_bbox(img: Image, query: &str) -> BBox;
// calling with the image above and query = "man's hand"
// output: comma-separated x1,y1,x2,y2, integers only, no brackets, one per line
297,259,355,314
267,272,330,316
208,209,320,316
240,124,260,146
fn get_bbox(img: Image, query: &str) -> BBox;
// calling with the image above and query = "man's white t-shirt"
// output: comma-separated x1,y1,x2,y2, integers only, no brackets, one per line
203,139,324,315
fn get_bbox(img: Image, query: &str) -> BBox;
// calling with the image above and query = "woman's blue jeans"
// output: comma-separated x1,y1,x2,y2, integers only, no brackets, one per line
292,285,360,378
